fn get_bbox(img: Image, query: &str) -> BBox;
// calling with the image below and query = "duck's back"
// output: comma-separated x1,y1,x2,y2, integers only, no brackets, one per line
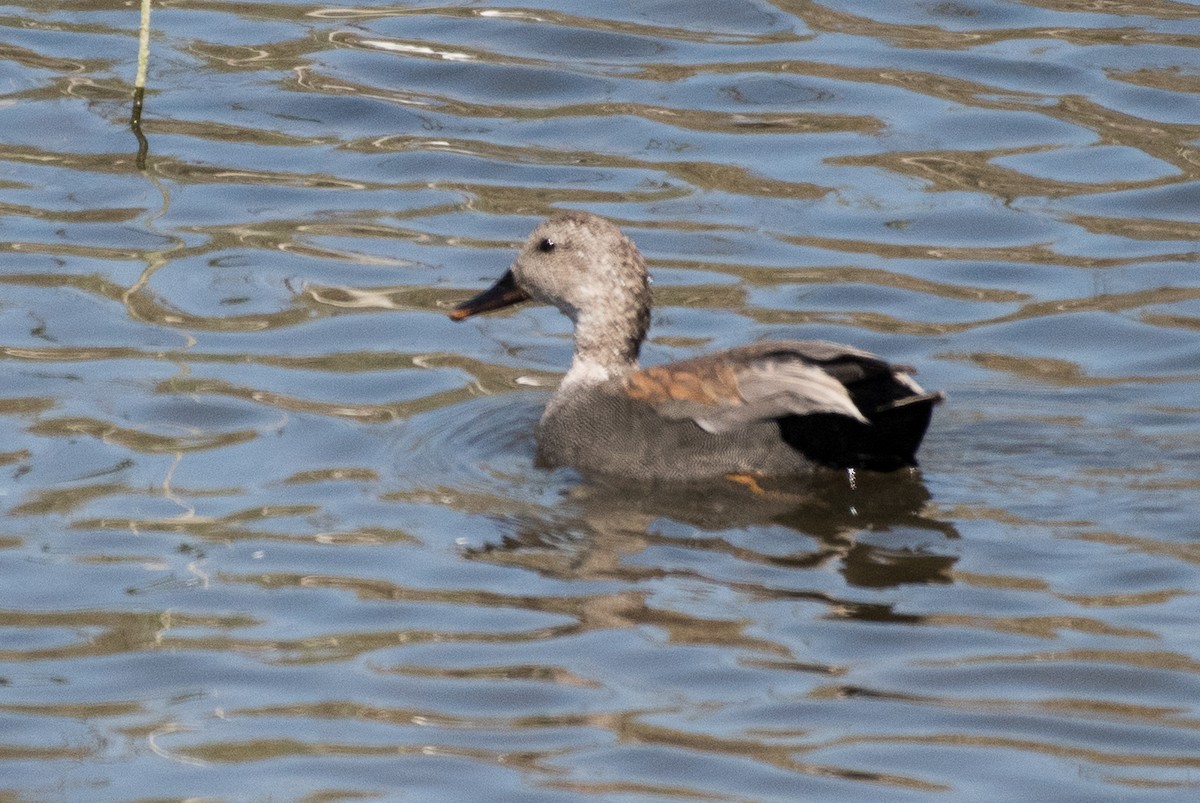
535,340,942,481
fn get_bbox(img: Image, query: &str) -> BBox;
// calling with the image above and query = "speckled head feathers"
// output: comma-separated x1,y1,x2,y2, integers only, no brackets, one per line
452,212,652,373
512,212,649,329
514,212,651,375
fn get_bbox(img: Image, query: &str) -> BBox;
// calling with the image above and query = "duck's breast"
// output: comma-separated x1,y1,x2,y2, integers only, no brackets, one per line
535,384,812,481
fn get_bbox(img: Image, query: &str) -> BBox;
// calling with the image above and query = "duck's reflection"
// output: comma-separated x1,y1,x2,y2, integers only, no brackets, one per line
465,468,958,596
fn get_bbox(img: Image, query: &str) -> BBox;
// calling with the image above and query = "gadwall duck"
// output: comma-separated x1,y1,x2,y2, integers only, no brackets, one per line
451,212,942,482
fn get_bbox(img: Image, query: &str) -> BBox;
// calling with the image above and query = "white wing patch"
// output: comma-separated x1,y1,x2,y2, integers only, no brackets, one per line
693,361,867,434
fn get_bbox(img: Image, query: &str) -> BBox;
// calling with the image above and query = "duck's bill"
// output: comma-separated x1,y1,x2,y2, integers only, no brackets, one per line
449,269,532,321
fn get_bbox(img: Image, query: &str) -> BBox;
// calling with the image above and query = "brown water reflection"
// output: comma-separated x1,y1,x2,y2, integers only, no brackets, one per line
2,0,1200,799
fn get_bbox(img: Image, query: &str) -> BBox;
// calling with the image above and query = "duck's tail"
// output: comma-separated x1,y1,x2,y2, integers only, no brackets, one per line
779,391,944,472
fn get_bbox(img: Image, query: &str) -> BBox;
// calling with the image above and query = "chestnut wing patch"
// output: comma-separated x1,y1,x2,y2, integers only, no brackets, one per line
624,356,867,434
624,362,742,406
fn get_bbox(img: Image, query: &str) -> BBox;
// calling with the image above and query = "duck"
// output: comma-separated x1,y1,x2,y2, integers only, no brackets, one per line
450,211,942,482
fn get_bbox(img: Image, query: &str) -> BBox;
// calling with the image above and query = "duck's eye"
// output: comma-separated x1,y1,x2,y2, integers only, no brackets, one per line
537,238,556,253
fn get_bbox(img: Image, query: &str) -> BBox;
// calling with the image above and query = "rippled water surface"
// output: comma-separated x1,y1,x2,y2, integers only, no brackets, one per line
3,0,1200,799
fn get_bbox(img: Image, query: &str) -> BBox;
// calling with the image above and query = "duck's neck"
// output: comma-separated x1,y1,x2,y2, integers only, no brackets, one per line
557,306,646,394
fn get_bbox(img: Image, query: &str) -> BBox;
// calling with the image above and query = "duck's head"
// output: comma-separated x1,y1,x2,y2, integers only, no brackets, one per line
450,212,651,370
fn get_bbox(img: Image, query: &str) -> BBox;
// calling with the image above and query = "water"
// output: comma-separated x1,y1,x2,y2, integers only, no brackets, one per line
2,0,1199,799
